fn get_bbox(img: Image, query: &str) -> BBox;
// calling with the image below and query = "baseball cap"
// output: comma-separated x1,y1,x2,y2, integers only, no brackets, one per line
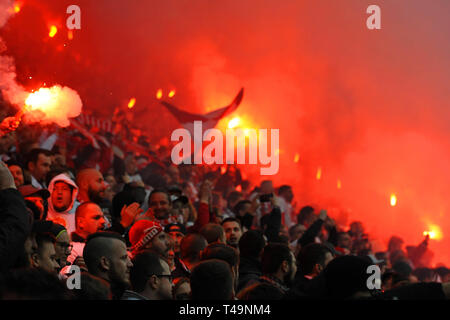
18,185,50,199
165,223,186,235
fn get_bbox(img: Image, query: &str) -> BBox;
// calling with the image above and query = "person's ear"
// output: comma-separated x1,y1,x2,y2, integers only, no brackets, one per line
148,275,159,289
100,256,110,271
281,260,289,273
28,162,35,173
31,252,39,268
314,263,323,275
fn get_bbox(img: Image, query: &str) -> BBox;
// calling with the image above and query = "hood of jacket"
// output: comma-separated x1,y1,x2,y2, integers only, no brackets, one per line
48,173,79,215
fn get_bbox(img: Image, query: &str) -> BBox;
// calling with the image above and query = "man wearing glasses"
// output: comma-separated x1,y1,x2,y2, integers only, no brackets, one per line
123,250,174,300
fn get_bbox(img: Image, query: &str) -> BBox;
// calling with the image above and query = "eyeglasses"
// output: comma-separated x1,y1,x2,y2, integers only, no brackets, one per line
56,242,73,251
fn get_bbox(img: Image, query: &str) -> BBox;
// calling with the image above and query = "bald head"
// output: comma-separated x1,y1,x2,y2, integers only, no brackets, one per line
76,169,106,204
75,202,106,238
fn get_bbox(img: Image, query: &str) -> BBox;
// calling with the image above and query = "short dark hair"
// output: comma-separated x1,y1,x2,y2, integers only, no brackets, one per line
148,189,171,205
233,200,251,216
190,259,233,300
83,232,125,275
130,250,165,293
298,243,333,275
72,272,112,300
0,268,71,300
26,148,52,168
180,234,207,262
297,206,314,225
199,223,224,244
35,232,56,256
237,282,284,300
201,243,239,268
277,185,291,195
239,230,266,259
261,243,293,275
221,217,241,228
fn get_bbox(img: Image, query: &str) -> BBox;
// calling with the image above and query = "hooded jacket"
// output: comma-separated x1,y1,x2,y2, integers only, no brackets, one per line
47,174,79,234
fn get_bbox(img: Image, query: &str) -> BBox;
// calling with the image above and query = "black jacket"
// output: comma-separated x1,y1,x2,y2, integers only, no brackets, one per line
237,256,262,293
0,188,32,272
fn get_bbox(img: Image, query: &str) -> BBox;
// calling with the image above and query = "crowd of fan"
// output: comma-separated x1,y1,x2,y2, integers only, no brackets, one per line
0,126,449,300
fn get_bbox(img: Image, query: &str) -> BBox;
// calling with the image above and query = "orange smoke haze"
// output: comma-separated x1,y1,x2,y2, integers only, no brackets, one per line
0,0,449,266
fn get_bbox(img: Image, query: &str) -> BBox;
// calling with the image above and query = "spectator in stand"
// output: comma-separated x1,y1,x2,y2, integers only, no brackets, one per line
66,202,106,267
294,243,334,294
233,200,256,232
145,189,179,226
335,231,352,256
165,223,186,258
123,250,173,300
199,223,226,244
277,185,295,228
172,233,208,279
297,206,316,228
0,161,33,272
200,242,240,297
221,217,243,249
76,169,107,205
83,232,133,299
257,243,297,295
47,174,79,233
6,160,25,187
31,223,60,275
25,148,52,189
237,230,265,293
190,259,234,300
19,185,50,221
128,220,172,260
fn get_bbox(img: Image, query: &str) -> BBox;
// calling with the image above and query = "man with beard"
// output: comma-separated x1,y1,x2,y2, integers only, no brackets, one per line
129,220,172,260
145,189,179,227
221,218,243,249
83,232,133,300
76,168,107,205
258,243,297,295
47,174,79,233
123,250,173,300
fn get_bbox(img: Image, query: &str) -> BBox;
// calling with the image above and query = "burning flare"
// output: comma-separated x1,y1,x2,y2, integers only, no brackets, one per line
128,97,136,109
390,194,397,207
423,224,443,241
156,89,163,100
49,25,58,38
168,90,176,98
228,117,240,129
316,167,322,180
24,86,82,127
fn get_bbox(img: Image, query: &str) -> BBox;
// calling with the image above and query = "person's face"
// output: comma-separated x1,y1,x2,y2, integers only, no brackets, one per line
147,232,172,258
109,240,133,288
54,231,72,268
168,231,184,254
260,181,273,194
338,234,352,249
86,171,107,203
36,241,60,274
350,222,364,236
8,165,24,187
156,259,173,300
52,181,73,212
282,188,294,203
223,221,242,247
78,204,105,235
239,203,252,217
125,156,137,175
30,154,52,181
149,192,171,220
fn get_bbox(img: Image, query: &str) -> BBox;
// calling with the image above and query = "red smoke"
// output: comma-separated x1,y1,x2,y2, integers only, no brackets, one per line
1,0,449,266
